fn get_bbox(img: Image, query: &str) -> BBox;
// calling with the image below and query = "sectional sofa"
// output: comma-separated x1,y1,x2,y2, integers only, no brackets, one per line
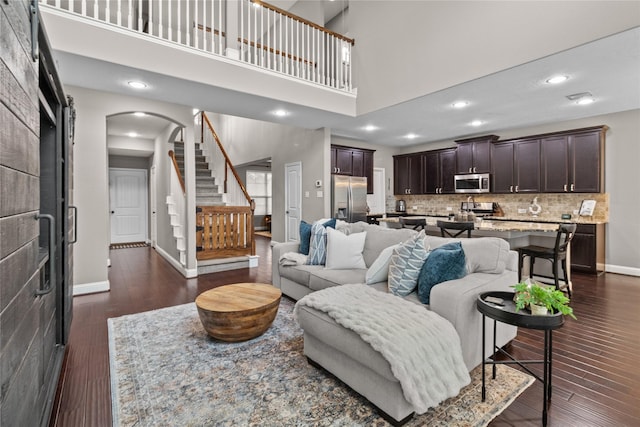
272,222,518,424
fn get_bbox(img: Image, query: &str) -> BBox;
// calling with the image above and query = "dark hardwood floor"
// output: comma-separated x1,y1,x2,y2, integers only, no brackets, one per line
50,236,640,426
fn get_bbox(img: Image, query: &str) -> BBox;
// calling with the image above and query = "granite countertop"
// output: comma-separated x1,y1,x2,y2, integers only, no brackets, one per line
378,216,561,233
380,213,606,225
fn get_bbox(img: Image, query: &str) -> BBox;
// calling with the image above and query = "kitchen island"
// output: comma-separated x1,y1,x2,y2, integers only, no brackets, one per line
379,215,605,280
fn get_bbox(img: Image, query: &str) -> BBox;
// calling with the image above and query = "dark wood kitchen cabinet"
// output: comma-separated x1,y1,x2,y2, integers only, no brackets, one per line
331,145,375,193
491,138,540,193
394,154,423,195
571,223,605,274
541,126,606,193
423,148,456,194
455,135,498,174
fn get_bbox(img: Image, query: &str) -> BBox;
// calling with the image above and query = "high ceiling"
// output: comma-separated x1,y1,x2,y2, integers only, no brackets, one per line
65,14,638,149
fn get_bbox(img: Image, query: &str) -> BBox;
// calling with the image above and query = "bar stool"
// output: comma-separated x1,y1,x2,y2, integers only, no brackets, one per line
399,217,426,231
517,223,577,296
436,220,474,238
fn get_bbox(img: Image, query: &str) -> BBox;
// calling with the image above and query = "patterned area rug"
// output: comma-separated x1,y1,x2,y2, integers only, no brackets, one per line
109,242,149,250
108,298,534,426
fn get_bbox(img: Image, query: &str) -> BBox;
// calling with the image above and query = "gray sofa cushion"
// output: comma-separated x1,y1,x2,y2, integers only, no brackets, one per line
345,222,417,267
279,264,324,287
425,236,510,274
308,269,367,292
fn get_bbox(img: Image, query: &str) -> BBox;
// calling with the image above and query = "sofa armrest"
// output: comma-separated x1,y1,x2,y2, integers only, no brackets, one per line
271,241,301,289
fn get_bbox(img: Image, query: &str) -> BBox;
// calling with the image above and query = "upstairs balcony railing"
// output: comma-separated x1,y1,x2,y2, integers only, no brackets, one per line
40,0,354,92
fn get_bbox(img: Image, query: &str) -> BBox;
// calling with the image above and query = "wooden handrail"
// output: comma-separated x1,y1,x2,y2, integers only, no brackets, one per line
168,150,185,193
196,24,226,38
238,37,316,66
201,112,253,206
252,0,355,45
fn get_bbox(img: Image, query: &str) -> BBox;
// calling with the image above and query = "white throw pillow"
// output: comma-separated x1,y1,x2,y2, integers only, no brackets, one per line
365,244,400,284
325,228,367,270
388,231,429,296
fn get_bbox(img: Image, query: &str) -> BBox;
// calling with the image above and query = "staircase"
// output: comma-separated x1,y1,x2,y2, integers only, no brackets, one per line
173,141,225,206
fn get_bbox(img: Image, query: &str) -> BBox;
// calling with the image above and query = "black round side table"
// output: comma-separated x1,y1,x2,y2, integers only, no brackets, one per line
477,291,565,427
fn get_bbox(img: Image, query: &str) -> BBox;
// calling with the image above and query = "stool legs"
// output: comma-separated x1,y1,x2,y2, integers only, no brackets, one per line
561,259,571,297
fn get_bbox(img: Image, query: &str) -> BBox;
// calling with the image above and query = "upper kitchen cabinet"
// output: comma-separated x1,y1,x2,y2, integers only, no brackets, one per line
423,148,457,194
541,126,607,193
331,145,375,193
394,153,423,195
491,138,541,193
455,135,499,174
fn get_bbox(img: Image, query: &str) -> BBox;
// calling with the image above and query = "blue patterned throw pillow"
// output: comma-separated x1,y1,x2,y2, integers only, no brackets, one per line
417,242,467,304
307,222,332,265
388,231,429,296
299,219,336,256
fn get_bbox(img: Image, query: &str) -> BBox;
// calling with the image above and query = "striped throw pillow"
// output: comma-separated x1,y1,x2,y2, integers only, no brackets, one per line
388,231,429,296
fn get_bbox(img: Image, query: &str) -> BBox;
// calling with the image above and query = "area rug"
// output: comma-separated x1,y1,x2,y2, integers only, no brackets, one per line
108,298,534,426
109,242,149,250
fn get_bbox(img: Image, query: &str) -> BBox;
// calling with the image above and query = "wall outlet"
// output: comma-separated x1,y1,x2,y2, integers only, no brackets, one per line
412,205,418,210
316,190,323,198
304,191,310,198
446,206,453,211
518,208,527,214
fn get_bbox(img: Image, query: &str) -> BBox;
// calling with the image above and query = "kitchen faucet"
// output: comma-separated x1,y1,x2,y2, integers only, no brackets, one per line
467,196,475,211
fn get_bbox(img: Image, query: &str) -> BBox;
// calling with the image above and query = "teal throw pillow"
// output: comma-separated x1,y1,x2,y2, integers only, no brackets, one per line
417,242,467,304
299,219,336,256
299,221,313,255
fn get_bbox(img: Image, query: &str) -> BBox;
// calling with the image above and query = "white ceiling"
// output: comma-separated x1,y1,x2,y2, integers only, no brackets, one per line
70,25,639,148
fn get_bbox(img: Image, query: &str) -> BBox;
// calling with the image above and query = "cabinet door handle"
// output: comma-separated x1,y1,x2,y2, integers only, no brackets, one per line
515,185,519,193
468,167,472,173
70,205,78,244
473,167,476,173
570,183,575,192
509,185,513,193
563,184,568,192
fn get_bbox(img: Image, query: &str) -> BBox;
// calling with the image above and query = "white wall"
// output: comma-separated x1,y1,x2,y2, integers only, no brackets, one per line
68,86,195,289
108,135,155,155
348,1,640,115
208,114,327,242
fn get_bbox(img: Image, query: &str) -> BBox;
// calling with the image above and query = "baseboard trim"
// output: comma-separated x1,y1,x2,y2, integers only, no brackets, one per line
155,246,197,278
74,280,110,296
605,264,640,277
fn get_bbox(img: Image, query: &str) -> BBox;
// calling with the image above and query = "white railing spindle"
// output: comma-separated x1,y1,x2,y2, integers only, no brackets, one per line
43,0,353,93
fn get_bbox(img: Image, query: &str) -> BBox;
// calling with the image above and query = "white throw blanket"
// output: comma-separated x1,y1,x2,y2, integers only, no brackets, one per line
294,284,471,414
279,252,308,266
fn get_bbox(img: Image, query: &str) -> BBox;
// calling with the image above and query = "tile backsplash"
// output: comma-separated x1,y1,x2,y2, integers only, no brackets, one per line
389,193,609,223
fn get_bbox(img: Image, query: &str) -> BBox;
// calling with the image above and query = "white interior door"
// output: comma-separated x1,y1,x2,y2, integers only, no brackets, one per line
366,167,386,215
109,168,148,244
285,162,302,242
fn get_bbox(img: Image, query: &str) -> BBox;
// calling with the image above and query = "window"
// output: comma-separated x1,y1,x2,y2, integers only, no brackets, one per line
246,171,272,215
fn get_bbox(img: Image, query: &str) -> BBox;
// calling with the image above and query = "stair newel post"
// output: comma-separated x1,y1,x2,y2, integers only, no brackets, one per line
224,161,228,193
250,198,256,255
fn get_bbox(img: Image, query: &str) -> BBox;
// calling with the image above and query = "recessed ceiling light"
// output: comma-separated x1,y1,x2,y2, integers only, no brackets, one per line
546,75,569,84
470,120,484,127
575,97,595,105
273,109,288,117
133,112,146,117
127,132,138,138
364,125,378,132
405,133,418,140
127,81,148,89
452,101,469,109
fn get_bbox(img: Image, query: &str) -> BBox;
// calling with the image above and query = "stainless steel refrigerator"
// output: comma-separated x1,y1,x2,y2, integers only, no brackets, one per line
331,175,368,222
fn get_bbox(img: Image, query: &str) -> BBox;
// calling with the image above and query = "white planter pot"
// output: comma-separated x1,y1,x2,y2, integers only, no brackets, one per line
530,304,548,316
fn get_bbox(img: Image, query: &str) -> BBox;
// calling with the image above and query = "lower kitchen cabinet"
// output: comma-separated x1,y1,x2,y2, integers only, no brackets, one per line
571,223,605,274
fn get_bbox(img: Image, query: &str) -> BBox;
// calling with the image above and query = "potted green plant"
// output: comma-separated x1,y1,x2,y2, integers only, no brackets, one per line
512,281,577,319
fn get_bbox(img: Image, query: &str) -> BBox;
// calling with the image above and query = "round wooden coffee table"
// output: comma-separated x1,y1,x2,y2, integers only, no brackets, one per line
195,283,282,342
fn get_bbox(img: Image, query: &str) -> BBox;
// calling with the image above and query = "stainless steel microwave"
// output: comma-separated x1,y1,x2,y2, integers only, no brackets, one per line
454,173,491,193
